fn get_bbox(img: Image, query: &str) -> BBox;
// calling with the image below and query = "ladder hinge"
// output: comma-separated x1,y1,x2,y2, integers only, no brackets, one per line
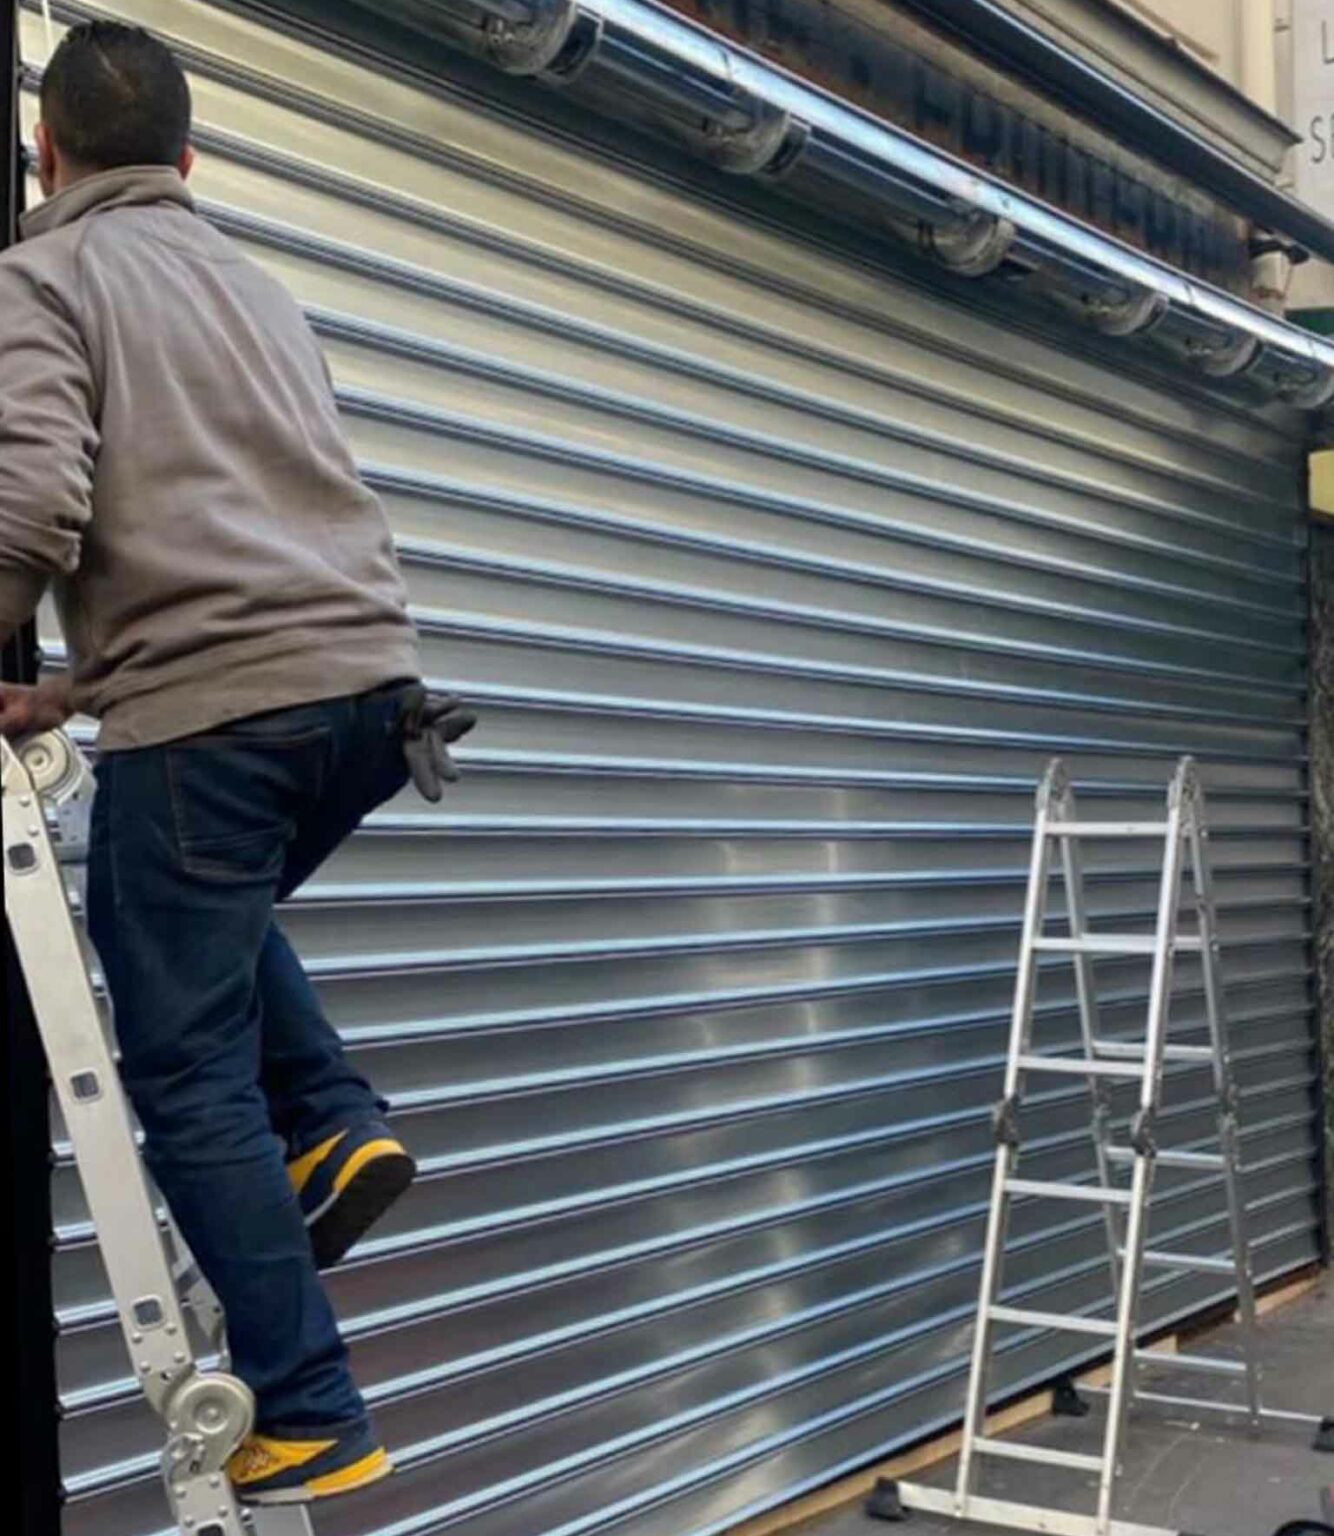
993,1095,1021,1149
1130,1107,1157,1158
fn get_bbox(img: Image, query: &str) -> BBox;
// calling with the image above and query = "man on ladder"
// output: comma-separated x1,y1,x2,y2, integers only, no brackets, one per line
0,19,470,1513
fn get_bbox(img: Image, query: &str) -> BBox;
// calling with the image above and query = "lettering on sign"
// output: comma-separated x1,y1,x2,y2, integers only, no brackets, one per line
1295,1,1334,214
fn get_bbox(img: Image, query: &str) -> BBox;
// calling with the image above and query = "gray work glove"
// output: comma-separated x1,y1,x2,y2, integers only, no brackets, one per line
398,684,477,802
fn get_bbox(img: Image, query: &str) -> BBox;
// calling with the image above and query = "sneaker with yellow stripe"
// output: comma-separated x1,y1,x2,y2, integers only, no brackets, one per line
227,1423,393,1504
287,1120,416,1270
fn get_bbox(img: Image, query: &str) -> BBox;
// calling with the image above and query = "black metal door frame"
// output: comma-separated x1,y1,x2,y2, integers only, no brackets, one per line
3,5,62,1530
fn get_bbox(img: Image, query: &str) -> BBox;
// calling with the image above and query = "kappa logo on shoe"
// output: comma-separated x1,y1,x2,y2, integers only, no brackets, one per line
229,1434,336,1486
227,1432,394,1505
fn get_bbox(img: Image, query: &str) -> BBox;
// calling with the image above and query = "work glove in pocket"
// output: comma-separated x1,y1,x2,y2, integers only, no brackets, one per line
397,683,477,802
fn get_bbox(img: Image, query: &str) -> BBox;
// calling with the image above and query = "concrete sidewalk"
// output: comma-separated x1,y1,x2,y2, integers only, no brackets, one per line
797,1279,1334,1536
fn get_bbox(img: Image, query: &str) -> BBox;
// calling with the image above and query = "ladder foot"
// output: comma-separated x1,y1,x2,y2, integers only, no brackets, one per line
866,1478,910,1522
1313,1416,1334,1454
1051,1376,1092,1418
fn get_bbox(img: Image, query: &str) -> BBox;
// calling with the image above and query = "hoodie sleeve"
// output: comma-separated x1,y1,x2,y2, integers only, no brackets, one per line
0,256,98,631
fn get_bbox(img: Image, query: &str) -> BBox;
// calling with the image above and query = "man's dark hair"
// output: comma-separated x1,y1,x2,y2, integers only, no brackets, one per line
40,21,191,172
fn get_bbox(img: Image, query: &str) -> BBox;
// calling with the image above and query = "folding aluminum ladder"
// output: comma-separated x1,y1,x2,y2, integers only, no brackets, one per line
2,729,313,1536
881,756,1329,1536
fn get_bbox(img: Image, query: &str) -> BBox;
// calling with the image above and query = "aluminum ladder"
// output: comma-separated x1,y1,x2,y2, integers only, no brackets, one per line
2,729,313,1536
883,756,1328,1536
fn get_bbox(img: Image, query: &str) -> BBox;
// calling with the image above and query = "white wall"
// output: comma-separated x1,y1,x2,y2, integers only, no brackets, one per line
1104,0,1277,109
1103,0,1334,311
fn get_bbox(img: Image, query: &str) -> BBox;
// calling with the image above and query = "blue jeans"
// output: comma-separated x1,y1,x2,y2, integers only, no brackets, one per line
86,685,411,1431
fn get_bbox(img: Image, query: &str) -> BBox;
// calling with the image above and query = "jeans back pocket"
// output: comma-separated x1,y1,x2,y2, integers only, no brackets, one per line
167,713,331,885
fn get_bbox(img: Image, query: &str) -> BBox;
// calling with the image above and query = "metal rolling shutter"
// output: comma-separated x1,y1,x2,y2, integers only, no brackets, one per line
18,3,1319,1534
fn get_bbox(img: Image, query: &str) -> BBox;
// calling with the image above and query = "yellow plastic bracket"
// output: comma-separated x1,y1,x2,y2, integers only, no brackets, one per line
1310,449,1334,517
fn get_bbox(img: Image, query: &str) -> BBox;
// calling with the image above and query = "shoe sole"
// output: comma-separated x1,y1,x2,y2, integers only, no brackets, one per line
241,1452,395,1505
307,1150,416,1270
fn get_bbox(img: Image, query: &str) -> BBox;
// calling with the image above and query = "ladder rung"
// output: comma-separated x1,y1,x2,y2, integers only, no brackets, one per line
1034,935,1152,955
1092,1040,1215,1063
1045,821,1169,839
1015,1053,1143,1080
1034,935,1202,956
1105,1146,1227,1171
249,1510,319,1535
971,1436,1104,1473
1134,1349,1248,1377
1005,1178,1133,1206
1120,1387,1319,1430
1136,1249,1238,1276
894,1483,1183,1536
989,1304,1119,1337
